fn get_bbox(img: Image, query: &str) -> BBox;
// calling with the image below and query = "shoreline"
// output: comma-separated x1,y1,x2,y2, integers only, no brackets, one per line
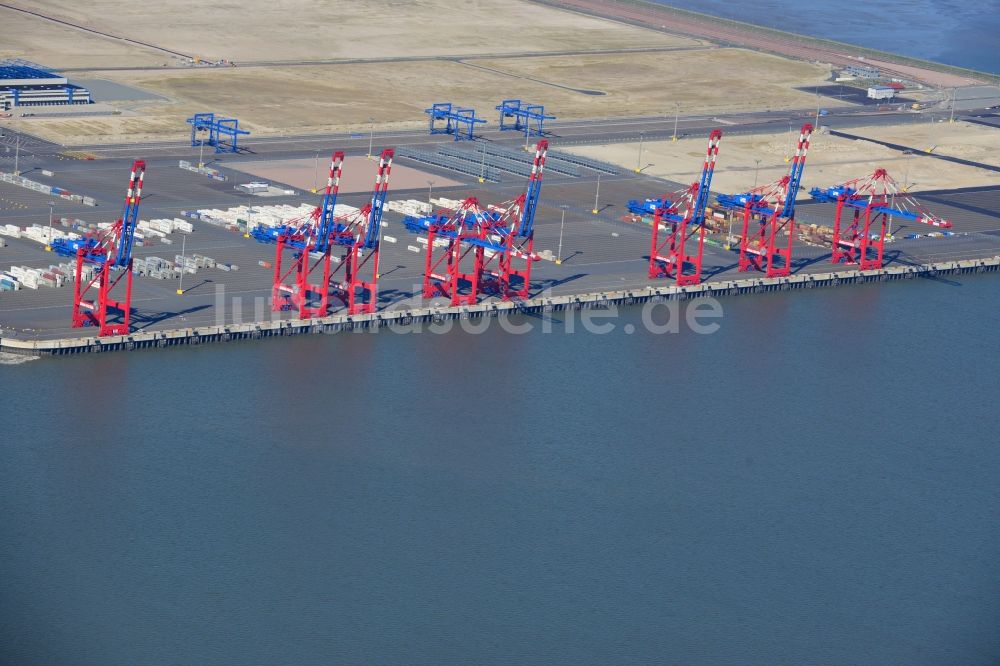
530,0,997,88
5,256,998,358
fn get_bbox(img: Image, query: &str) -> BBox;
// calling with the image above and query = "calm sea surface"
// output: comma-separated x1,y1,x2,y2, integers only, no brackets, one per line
3,4,1000,664
3,276,999,665
656,0,1000,73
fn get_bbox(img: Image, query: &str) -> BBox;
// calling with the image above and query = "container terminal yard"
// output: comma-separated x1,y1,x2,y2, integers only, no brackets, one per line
1,0,1000,356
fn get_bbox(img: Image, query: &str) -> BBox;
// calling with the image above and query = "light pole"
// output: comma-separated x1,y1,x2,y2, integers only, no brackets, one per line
592,173,601,215
47,203,54,250
726,210,736,250
479,142,487,183
672,104,679,142
949,88,956,123
176,233,186,295
635,131,645,173
427,180,435,206
13,133,20,176
556,205,568,264
785,123,792,163
244,206,255,238
313,152,319,193
753,158,762,188
814,85,821,129
367,117,375,159
198,137,205,168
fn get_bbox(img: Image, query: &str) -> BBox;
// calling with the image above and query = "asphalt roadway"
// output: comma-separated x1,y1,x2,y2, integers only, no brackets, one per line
1,101,958,160
2,106,999,340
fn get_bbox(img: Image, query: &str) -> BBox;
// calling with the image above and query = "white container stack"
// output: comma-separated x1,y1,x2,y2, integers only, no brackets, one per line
133,256,180,280
195,203,328,232
2,261,85,290
18,224,82,246
0,224,22,239
430,197,466,211
386,199,433,216
133,218,195,246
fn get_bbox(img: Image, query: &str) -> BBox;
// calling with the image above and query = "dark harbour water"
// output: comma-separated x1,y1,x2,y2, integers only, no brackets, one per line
2,275,1000,665
656,0,1000,74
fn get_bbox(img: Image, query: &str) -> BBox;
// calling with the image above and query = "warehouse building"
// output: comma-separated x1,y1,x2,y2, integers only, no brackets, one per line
843,64,881,80
0,60,92,110
867,85,896,100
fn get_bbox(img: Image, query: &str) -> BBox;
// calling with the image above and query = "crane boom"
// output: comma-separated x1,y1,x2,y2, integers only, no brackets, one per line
362,149,393,249
518,139,548,237
648,129,723,285
808,168,952,228
781,123,813,219
692,129,722,226
111,160,146,268
314,151,345,253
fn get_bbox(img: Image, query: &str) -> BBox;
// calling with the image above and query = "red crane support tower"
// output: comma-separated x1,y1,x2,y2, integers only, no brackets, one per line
328,148,393,315
649,129,722,286
496,139,547,299
413,140,548,304
420,197,492,306
271,151,346,318
736,123,812,278
819,168,952,270
71,159,146,336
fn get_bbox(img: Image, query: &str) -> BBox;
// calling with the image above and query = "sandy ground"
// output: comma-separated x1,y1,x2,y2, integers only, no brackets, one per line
472,49,836,114
3,0,849,146
565,120,1000,195
230,156,460,194
0,10,167,69
12,103,202,144
3,0,700,65
18,49,836,145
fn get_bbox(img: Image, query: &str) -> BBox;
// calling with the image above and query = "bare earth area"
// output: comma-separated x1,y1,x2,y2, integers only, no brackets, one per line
230,157,461,194
473,49,835,114
17,49,835,145
566,121,1000,195
1,0,701,64
0,9,167,69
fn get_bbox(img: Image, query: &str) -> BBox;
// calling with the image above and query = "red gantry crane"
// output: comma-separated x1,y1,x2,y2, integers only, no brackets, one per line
258,150,392,317
267,151,346,318
648,129,722,286
328,148,393,315
403,140,548,304
809,168,952,270
405,196,499,306
68,160,146,336
716,123,813,278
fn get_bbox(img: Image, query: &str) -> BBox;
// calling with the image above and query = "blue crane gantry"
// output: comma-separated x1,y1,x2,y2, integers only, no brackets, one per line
186,112,250,153
496,99,555,139
425,103,487,141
